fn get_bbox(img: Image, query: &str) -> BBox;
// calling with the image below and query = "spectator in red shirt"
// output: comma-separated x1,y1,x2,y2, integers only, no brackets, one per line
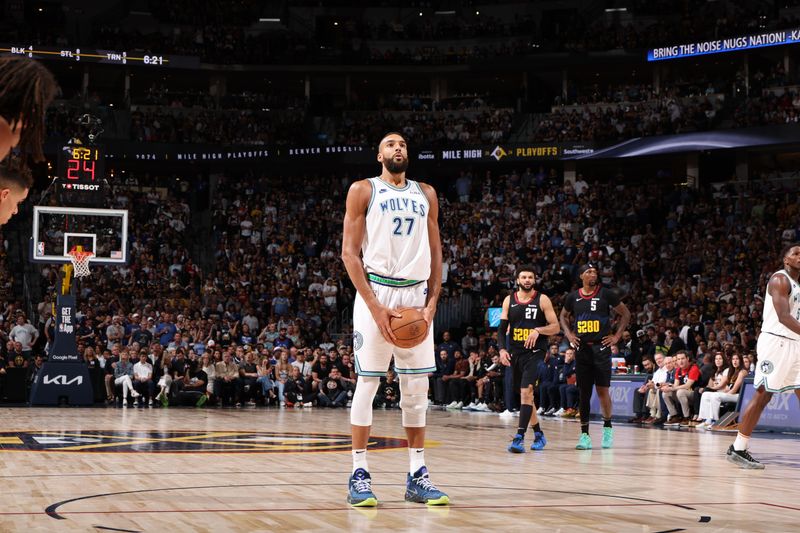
662,351,701,424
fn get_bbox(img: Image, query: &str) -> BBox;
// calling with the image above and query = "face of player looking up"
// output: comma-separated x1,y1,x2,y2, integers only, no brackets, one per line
378,135,408,174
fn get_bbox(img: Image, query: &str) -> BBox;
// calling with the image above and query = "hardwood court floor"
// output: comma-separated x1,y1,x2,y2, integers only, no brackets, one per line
0,406,797,532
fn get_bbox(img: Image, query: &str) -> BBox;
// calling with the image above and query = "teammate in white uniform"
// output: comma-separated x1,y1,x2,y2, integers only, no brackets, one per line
341,132,449,506
727,244,800,469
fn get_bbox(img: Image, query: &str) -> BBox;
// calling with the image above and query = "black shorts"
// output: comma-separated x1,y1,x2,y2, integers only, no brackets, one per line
511,349,544,390
575,343,612,388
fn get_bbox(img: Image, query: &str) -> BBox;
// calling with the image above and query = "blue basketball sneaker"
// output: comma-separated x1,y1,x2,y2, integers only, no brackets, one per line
530,431,547,451
347,468,378,507
507,433,525,453
405,466,450,505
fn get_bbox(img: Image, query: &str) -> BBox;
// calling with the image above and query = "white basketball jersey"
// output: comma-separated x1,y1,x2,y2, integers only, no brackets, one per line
762,270,800,340
361,177,431,281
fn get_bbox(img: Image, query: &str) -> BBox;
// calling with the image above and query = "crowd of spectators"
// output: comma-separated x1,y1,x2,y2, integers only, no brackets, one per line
128,107,306,145
733,90,800,127
535,93,724,142
45,101,308,146
0,158,795,421
84,1,800,64
332,107,513,146
553,81,729,108
554,2,800,53
6,0,800,67
138,85,306,112
342,13,535,42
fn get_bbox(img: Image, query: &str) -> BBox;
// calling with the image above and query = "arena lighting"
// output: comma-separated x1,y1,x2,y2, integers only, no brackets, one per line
259,18,281,22
605,7,628,12
434,10,456,15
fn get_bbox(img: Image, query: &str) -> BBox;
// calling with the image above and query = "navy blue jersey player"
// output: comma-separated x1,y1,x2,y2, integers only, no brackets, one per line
559,264,631,450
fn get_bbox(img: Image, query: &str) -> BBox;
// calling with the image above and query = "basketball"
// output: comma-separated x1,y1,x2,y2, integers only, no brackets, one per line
390,307,428,348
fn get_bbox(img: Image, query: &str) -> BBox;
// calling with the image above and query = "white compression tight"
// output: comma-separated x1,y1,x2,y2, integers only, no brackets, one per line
350,376,381,426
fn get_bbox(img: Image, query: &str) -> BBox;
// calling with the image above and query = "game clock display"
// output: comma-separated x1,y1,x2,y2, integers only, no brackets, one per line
56,144,107,205
58,145,105,186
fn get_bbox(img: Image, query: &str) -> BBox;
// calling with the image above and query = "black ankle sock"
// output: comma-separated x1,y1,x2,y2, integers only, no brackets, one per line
604,419,612,428
532,423,542,434
581,424,589,435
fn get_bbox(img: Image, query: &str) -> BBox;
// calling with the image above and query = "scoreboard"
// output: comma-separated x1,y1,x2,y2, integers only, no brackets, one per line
56,142,107,206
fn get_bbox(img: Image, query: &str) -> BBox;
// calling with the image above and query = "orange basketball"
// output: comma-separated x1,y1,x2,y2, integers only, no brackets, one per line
390,307,429,349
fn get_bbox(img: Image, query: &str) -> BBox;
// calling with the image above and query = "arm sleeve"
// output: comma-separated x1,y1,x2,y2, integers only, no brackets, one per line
498,319,509,351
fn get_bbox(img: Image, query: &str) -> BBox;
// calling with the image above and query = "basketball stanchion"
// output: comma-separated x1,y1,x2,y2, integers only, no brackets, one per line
29,247,95,405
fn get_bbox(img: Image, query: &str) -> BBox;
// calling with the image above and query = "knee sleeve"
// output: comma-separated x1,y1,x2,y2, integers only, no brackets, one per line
399,374,429,428
350,376,381,426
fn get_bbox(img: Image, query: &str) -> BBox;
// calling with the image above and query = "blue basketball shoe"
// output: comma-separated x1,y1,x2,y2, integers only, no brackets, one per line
405,467,450,505
530,431,547,451
508,433,525,453
347,468,378,507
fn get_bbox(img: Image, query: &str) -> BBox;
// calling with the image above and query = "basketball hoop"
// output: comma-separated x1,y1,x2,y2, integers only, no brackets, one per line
67,248,94,278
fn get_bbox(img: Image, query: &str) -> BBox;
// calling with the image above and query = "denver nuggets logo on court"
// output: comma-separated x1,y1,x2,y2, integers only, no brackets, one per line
760,360,774,375
0,431,407,454
353,330,364,351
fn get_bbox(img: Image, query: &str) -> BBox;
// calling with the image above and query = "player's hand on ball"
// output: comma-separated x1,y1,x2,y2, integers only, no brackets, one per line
370,304,402,343
421,306,435,327
499,349,511,366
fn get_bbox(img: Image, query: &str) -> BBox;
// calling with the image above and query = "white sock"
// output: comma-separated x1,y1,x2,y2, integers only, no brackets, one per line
409,448,425,474
733,433,750,451
352,449,368,473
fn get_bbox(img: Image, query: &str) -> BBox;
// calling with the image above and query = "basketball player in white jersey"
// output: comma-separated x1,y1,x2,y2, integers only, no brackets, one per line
341,132,448,506
727,244,800,468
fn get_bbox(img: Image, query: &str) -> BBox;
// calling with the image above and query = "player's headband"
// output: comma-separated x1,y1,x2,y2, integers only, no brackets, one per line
577,263,597,276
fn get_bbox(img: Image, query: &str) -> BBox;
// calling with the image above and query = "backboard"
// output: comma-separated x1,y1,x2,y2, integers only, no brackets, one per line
31,206,128,265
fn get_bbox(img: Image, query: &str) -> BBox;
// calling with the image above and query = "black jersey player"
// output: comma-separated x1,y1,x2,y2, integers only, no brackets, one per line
559,264,630,450
498,265,560,453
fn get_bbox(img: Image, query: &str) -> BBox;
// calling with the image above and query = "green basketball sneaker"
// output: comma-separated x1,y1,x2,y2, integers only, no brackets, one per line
576,432,592,450
602,427,614,449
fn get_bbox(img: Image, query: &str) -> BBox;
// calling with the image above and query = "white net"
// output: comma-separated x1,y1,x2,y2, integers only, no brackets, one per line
67,250,94,278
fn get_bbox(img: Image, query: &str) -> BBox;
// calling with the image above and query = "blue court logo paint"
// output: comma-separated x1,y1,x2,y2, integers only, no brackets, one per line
0,431,407,454
760,360,774,375
354,331,364,351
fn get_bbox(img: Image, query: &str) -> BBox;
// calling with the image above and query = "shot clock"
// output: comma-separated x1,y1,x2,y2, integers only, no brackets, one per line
56,142,107,206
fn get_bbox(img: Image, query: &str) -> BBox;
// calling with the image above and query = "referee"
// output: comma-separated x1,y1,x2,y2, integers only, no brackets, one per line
559,264,630,450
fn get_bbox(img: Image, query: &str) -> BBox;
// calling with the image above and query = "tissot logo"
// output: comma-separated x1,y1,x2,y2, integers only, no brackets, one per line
42,374,83,386
61,183,100,191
